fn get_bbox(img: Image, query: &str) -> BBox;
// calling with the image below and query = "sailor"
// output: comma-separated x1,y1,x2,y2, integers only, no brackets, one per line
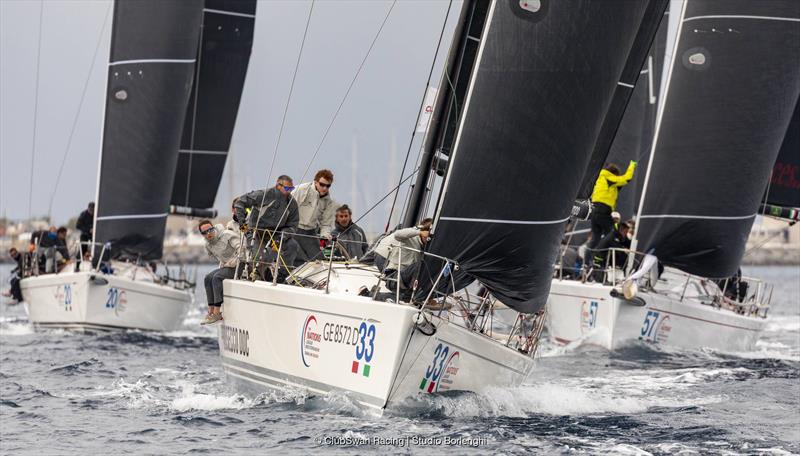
234,175,300,280
5,248,23,303
198,219,241,325
585,161,636,269
29,226,69,273
291,169,336,263
331,204,368,260
76,202,94,246
372,218,432,298
590,221,632,280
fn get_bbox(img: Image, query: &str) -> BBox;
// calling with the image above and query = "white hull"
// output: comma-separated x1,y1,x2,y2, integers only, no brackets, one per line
20,270,191,332
546,273,768,351
219,279,534,412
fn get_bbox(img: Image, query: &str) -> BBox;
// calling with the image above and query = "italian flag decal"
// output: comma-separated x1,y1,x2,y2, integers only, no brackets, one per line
351,361,370,377
419,378,435,393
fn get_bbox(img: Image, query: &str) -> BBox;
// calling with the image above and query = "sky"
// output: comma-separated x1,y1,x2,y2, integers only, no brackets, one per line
0,0,459,234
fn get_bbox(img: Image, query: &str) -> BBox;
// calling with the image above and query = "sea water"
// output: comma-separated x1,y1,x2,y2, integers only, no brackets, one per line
1,265,797,455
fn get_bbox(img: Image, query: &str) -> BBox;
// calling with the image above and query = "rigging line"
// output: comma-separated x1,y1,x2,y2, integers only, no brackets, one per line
742,219,796,258
47,2,112,219
296,0,397,185
385,0,453,232
342,167,419,236
250,0,396,253
27,1,45,223
250,0,315,233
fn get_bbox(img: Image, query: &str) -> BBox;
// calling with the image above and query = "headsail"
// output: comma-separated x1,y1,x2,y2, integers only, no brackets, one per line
170,0,257,211
633,0,800,278
761,100,800,219
423,0,669,313
93,0,204,260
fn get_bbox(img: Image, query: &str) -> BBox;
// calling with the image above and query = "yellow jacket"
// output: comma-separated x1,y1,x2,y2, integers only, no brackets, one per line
590,161,636,209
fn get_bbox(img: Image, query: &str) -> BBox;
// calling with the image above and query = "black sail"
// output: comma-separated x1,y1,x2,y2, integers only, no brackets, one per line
763,100,800,212
94,0,204,260
426,0,668,313
635,0,800,278
171,0,257,210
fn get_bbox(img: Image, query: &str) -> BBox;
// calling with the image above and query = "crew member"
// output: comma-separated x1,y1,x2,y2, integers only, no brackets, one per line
234,175,300,280
585,161,636,269
198,220,241,325
291,169,336,263
331,204,368,260
372,218,432,298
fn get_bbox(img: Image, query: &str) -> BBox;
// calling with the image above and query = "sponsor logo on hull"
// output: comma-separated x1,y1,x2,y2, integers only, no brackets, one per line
54,284,73,312
419,342,460,393
639,310,672,343
221,324,250,357
105,287,127,316
580,300,599,333
300,314,377,378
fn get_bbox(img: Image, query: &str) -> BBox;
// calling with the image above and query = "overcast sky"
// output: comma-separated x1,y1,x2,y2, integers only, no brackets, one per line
0,0,459,234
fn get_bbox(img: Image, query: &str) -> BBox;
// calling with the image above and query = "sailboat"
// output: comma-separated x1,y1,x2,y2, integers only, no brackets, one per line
20,0,256,332
547,0,800,351
218,0,667,411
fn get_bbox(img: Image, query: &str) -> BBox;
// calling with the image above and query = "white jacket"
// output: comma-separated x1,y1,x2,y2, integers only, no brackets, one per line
204,224,241,268
291,182,336,237
374,227,423,271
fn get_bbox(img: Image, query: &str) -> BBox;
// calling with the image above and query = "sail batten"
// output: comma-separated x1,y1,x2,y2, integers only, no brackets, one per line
94,0,205,261
632,0,800,278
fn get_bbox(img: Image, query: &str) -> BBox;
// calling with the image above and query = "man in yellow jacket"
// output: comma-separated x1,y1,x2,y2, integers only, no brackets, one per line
585,160,636,271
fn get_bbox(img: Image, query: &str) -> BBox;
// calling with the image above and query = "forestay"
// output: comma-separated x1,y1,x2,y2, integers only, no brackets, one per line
633,0,800,278
93,0,204,260
425,0,669,313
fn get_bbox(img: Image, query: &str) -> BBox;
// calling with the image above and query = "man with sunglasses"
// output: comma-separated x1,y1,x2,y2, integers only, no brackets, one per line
198,219,240,325
291,169,337,264
234,175,300,280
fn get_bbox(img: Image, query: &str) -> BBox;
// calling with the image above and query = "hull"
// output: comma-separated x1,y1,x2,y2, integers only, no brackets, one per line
546,275,768,351
219,279,534,412
20,270,191,332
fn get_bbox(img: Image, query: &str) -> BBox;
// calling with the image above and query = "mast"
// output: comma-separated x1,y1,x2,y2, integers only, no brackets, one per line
402,0,478,228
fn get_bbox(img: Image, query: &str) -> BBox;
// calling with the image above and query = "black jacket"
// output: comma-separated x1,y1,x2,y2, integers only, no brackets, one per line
235,187,299,233
76,210,93,236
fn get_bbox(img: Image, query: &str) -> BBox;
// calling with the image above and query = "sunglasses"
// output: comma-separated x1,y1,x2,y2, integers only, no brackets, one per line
200,226,216,235
317,181,331,188
282,185,295,192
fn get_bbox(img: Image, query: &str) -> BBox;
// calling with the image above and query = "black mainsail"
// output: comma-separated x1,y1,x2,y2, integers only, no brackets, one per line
93,0,204,260
761,100,800,220
632,0,800,278
417,0,668,313
170,0,257,212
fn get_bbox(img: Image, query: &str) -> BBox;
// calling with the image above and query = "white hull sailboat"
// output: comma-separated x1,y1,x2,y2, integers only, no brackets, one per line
546,266,770,351
216,0,668,411
21,264,191,332
219,270,535,411
548,0,799,352
18,1,255,332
